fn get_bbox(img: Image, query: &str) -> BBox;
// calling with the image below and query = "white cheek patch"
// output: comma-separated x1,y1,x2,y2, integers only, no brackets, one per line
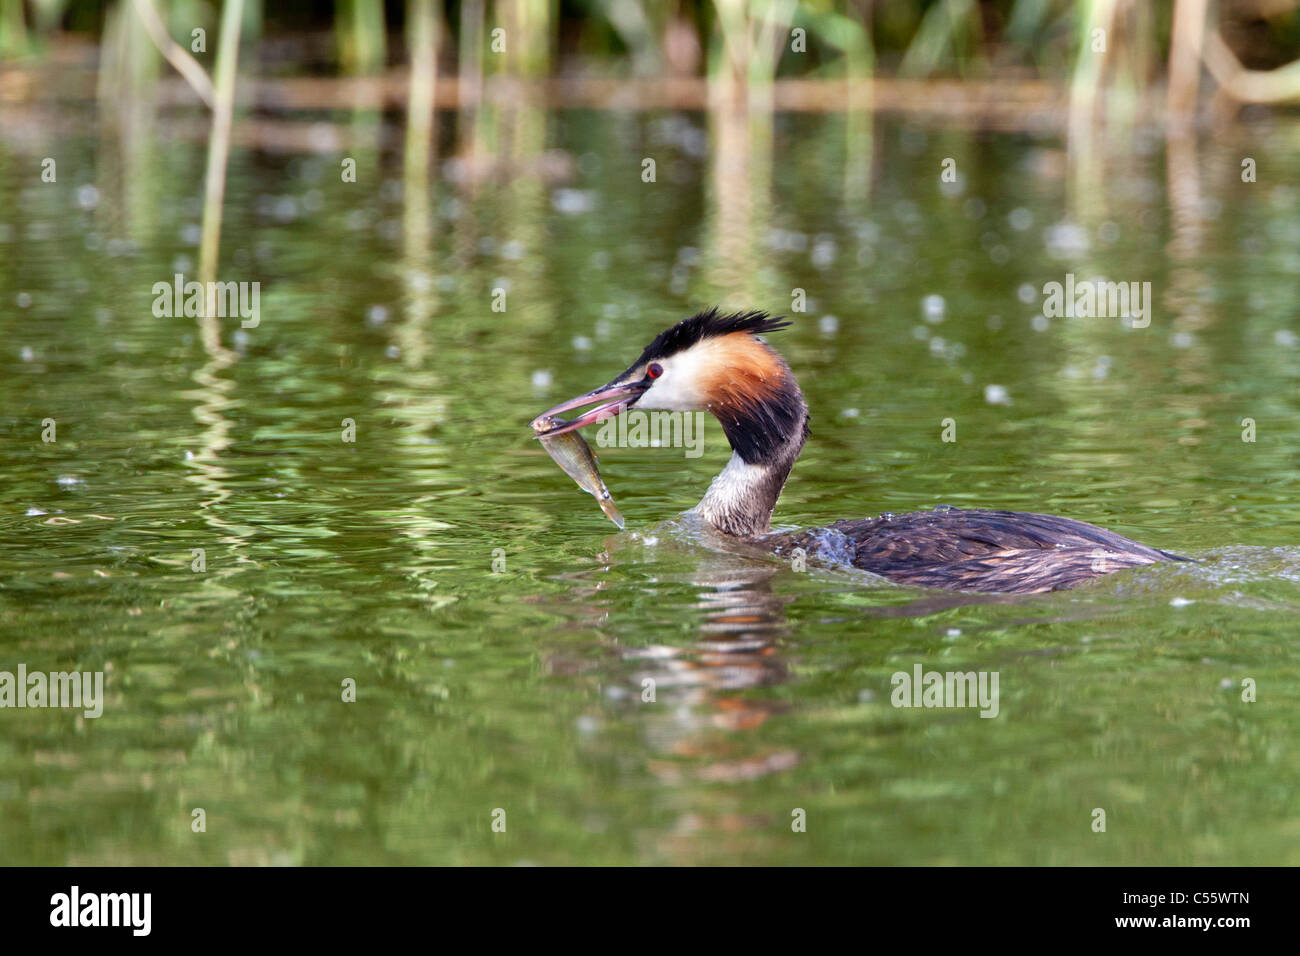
635,343,715,411
639,370,698,410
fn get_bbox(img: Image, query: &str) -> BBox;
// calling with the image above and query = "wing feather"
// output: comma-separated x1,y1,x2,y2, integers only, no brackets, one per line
768,508,1182,593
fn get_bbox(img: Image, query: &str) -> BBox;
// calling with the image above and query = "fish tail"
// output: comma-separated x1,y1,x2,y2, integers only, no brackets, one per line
599,497,626,530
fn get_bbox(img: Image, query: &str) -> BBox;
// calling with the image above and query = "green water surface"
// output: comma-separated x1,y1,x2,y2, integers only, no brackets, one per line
2,107,1299,864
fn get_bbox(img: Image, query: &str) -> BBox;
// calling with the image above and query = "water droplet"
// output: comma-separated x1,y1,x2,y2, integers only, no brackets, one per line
984,384,1011,406
922,294,945,322
552,189,596,215
75,184,100,210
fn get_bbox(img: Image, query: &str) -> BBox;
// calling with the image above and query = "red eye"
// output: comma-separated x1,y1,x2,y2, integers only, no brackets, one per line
647,363,663,379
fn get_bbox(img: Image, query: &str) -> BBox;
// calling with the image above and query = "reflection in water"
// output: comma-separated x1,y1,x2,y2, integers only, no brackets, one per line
551,544,799,862
549,543,797,789
634,559,791,698
400,0,437,369
181,236,248,572
705,91,772,305
843,81,875,205
1163,126,1219,448
1164,127,1209,332
456,0,486,154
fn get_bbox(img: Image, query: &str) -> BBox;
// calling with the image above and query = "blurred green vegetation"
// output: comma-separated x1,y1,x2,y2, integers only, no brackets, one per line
1,1,1297,83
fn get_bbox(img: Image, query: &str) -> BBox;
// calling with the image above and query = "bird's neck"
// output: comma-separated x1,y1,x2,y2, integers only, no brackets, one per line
694,384,809,538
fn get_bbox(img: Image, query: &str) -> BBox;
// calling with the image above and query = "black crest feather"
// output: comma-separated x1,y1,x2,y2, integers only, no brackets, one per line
631,308,791,367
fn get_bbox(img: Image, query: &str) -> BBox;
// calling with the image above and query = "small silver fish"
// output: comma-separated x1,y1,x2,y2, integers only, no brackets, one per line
531,414,625,529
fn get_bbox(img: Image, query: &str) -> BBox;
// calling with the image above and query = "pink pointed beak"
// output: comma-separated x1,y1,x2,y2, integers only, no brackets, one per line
531,379,650,437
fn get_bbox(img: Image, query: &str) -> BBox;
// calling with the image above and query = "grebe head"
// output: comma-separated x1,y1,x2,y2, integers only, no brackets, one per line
535,309,810,537
536,309,807,461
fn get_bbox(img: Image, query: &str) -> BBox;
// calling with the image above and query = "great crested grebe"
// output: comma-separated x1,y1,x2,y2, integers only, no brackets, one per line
534,308,1184,594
